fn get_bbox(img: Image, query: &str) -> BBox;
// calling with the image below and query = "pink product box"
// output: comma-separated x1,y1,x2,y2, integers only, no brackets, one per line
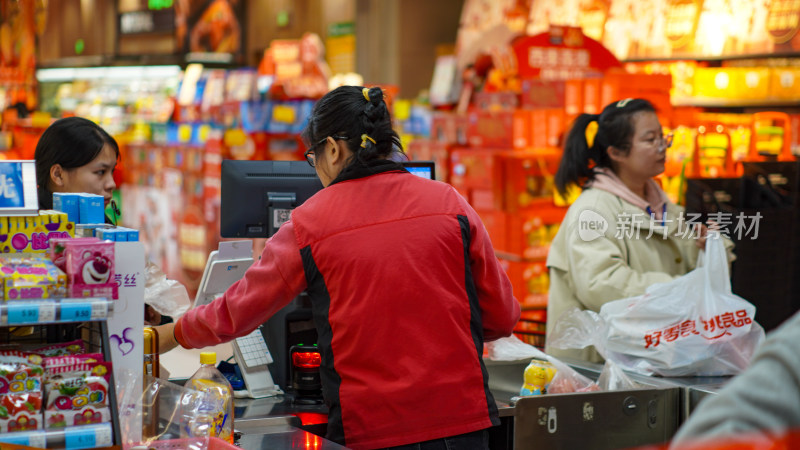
63,240,117,300
49,237,99,272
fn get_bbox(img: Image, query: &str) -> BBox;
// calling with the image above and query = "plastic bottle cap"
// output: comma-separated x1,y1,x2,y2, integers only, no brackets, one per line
200,352,217,365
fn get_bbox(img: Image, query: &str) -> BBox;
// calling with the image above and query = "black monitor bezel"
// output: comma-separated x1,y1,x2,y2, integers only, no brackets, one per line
401,160,436,180
220,159,324,238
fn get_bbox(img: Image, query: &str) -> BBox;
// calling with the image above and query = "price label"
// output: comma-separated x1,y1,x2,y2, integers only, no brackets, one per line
0,433,30,445
39,302,56,323
7,303,39,324
64,426,96,449
61,302,93,322
28,432,46,448
1,431,46,446
93,423,113,446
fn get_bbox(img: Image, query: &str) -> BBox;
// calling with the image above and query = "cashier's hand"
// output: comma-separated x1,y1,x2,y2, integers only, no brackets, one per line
154,322,181,354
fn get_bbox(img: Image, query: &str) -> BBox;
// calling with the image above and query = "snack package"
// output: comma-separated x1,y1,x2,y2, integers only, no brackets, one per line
43,354,104,374
0,256,68,301
0,350,44,395
49,237,99,273
0,392,43,433
44,361,112,429
30,339,86,357
0,211,73,254
63,240,118,300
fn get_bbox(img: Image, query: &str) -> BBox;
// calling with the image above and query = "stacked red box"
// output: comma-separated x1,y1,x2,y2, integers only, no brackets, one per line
467,110,526,149
601,71,674,126
450,148,505,210
530,109,566,149
501,258,549,309
493,150,562,214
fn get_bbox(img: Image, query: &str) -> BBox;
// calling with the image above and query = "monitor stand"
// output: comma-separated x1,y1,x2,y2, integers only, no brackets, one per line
195,241,282,399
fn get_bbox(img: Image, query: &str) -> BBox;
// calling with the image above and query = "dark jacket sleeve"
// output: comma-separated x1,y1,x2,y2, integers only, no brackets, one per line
458,191,520,341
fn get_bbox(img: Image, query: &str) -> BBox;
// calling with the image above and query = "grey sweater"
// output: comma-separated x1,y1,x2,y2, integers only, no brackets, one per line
671,310,800,447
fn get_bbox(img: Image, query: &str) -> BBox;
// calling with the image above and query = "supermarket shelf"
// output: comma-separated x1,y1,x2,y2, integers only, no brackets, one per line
0,422,114,448
672,98,800,109
0,297,113,326
623,52,800,63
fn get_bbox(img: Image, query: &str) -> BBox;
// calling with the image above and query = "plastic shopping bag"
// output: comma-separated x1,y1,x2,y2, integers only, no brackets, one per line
550,233,765,376
144,260,191,318
486,335,600,394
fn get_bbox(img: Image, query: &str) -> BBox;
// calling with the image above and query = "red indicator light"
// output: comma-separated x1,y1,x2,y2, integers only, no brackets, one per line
292,351,321,368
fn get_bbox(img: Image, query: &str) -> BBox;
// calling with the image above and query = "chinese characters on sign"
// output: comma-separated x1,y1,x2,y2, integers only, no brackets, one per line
612,211,762,240
114,273,140,288
644,309,753,348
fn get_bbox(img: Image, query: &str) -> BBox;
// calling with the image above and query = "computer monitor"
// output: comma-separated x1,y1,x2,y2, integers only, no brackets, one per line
402,161,436,180
220,160,324,238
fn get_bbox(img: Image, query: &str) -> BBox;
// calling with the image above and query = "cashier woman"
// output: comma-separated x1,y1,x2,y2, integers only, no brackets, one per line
545,98,733,364
156,86,521,450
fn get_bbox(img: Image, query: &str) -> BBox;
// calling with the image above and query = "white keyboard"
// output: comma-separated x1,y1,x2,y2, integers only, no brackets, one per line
234,329,273,368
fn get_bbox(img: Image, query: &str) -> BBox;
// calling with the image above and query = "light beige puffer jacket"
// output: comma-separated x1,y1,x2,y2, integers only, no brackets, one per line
545,187,734,363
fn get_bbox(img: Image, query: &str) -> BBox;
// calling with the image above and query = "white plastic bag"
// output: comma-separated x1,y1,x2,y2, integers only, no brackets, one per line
486,335,600,394
144,261,191,318
550,233,765,376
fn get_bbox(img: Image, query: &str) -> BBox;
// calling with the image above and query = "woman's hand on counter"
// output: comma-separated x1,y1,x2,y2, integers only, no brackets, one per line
154,322,181,354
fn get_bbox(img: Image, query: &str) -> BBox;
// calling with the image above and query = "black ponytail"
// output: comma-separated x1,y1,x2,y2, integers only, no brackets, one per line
302,86,403,168
555,98,656,196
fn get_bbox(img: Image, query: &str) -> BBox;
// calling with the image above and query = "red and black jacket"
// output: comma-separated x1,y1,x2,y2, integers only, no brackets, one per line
176,160,520,449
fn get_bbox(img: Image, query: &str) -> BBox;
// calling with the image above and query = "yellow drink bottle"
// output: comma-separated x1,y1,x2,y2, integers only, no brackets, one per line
186,352,234,443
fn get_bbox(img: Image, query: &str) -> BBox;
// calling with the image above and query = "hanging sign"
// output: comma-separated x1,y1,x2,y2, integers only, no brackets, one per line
512,26,621,80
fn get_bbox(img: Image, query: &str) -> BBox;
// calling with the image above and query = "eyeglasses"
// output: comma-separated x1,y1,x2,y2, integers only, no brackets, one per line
304,135,349,167
656,133,674,152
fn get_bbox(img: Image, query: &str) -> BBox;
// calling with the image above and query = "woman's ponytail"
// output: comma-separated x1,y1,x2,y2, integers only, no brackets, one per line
555,113,599,197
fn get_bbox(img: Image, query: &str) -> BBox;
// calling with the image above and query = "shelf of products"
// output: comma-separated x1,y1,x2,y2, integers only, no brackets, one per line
0,422,114,448
0,303,122,449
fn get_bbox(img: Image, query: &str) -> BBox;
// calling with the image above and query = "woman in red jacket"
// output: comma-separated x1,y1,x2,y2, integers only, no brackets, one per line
159,86,520,449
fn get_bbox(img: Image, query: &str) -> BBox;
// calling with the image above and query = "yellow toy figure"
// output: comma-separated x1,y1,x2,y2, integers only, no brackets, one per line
520,359,557,396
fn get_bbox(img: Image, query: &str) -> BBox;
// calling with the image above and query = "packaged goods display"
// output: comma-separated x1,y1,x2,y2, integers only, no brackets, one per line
0,351,44,433
53,239,118,300
43,361,112,429
0,211,73,254
0,256,67,301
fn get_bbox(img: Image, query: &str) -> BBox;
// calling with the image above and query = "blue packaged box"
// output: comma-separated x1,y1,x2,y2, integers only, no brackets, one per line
112,228,128,242
52,193,80,224
78,194,104,224
118,227,139,242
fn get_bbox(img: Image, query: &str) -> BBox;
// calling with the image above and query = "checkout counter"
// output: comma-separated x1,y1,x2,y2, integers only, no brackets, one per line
161,346,728,450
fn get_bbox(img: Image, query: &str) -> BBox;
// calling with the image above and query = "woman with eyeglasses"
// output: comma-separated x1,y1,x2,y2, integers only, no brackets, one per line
545,98,733,364
157,86,520,450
